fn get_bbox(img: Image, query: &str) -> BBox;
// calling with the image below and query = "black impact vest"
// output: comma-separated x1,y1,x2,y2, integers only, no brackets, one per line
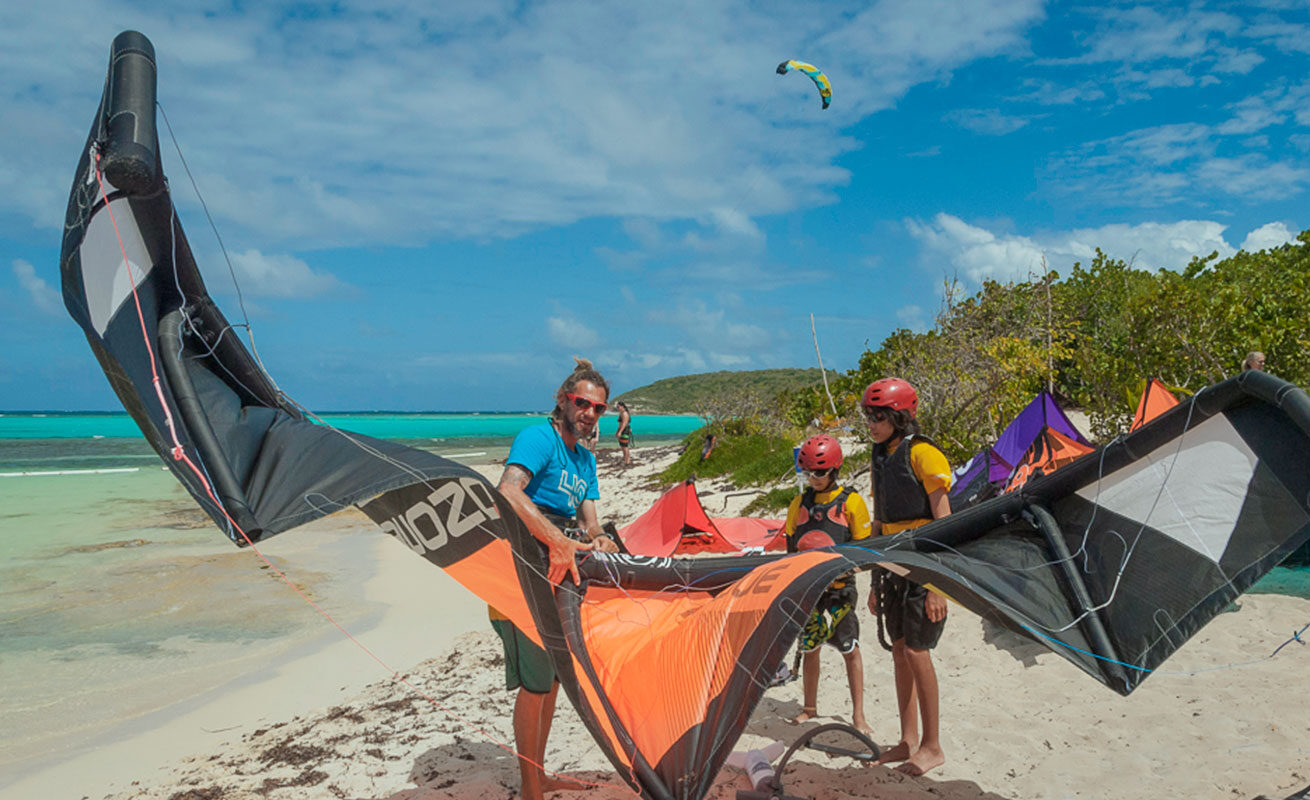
786,486,854,553
871,434,937,524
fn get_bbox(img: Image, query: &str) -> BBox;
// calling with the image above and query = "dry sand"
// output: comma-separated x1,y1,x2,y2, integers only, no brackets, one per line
8,444,1310,800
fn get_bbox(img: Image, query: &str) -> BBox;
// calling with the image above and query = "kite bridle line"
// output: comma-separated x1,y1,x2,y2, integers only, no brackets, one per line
1019,619,1309,678
89,153,635,798
156,101,280,397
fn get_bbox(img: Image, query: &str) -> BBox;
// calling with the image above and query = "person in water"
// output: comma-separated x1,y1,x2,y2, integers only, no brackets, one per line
862,378,953,777
491,357,620,800
784,434,873,735
615,401,633,466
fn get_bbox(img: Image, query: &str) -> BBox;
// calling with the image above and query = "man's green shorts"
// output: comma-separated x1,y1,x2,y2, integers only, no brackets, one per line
491,618,556,693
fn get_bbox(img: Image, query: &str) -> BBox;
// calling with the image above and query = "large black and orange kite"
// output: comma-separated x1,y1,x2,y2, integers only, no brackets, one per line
61,32,1310,800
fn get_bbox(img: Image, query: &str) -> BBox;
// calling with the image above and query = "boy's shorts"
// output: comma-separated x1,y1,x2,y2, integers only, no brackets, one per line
881,573,946,650
491,618,556,693
798,585,860,654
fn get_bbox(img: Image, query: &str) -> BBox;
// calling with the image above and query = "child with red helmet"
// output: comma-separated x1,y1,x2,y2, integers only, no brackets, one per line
862,377,953,777
783,434,873,735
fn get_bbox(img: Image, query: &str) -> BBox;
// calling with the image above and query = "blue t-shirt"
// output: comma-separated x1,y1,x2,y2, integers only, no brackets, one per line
506,421,599,518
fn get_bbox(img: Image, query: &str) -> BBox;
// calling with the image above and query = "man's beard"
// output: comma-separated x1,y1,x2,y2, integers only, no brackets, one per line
562,412,596,440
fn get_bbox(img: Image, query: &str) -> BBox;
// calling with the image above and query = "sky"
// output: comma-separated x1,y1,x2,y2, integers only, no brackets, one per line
1,0,1307,412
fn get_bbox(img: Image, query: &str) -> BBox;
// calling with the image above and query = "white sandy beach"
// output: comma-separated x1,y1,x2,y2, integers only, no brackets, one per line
6,444,1310,800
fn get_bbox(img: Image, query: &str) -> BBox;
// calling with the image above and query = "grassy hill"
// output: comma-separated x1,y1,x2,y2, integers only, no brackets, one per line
615,368,824,414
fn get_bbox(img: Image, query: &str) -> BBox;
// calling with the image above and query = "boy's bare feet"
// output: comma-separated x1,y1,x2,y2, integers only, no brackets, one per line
874,741,913,765
790,706,818,725
543,774,588,793
895,745,945,776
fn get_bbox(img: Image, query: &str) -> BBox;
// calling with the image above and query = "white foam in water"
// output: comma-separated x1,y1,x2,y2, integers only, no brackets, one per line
0,467,141,477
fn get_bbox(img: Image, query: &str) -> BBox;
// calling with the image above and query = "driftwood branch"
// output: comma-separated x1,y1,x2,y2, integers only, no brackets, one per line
811,313,839,420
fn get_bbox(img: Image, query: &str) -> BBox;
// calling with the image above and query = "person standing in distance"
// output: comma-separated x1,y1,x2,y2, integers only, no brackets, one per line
862,378,953,777
615,401,633,467
491,357,620,800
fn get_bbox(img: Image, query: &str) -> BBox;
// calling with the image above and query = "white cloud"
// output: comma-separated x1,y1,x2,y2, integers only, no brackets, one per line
546,314,599,350
1048,113,1310,206
907,214,1251,282
1240,221,1297,252
944,108,1033,136
1211,47,1264,75
905,213,1046,282
1196,156,1310,200
1013,79,1106,106
821,0,1045,114
706,207,764,240
11,259,61,315
1063,220,1235,268
895,304,927,332
225,250,345,298
1058,6,1241,65
11,0,1047,247
1248,20,1310,55
654,297,772,354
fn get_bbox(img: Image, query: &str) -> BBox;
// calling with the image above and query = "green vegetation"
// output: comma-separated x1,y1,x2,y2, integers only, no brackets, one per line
788,232,1310,463
658,427,797,487
615,369,822,413
742,487,798,515
642,232,1310,501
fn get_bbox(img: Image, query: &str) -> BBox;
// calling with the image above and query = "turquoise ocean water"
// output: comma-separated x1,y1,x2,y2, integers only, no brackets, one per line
0,411,704,778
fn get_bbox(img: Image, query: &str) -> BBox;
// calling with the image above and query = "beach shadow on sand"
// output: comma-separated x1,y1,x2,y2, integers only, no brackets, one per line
384,724,1011,800
739,696,1015,800
388,740,622,800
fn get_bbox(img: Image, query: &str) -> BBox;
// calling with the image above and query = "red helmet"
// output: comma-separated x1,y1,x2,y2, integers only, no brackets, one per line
798,434,843,470
862,378,918,418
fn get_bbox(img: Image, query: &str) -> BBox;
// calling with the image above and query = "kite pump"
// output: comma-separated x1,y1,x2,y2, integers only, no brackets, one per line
735,722,879,800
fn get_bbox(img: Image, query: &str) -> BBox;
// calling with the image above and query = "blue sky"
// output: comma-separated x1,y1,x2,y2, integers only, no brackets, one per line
1,1,1306,411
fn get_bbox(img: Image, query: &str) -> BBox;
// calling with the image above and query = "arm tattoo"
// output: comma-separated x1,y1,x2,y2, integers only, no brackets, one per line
498,464,533,492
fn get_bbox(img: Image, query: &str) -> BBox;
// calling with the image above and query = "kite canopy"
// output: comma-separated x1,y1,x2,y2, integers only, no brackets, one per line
61,31,1310,800
951,390,1089,509
949,446,1012,508
617,480,784,556
992,391,1090,481
1003,426,1095,494
1131,378,1181,432
776,59,831,108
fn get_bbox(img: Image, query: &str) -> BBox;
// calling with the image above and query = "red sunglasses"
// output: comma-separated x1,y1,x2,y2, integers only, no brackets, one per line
566,393,608,415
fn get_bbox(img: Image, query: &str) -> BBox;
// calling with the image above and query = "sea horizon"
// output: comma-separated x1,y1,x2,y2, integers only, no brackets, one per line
0,411,703,446
0,409,693,416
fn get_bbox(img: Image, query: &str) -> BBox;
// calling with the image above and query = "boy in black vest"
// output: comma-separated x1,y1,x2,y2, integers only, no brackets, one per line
863,378,953,776
784,434,873,735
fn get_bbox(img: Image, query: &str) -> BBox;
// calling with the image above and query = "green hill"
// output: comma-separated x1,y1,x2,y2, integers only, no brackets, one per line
615,369,824,414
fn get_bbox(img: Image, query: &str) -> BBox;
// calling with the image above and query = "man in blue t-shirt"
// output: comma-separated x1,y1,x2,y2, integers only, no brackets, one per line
492,358,619,800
